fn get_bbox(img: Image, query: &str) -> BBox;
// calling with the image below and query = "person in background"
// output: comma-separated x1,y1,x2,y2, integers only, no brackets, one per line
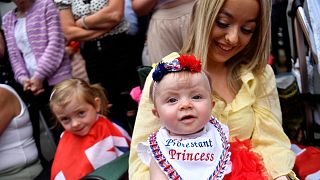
0,29,4,59
54,0,140,133
64,40,90,82
0,29,19,89
0,84,43,180
2,0,72,144
129,0,298,179
125,0,145,67
50,79,131,180
132,0,195,66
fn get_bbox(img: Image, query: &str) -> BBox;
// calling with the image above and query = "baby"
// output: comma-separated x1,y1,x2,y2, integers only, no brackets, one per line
136,54,267,180
137,54,231,180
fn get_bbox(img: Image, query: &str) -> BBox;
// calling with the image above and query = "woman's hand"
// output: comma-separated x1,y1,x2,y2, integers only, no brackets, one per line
30,77,44,96
22,78,32,91
59,9,110,42
275,176,288,180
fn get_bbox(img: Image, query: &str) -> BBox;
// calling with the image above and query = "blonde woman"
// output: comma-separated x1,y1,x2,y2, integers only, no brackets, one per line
129,0,297,179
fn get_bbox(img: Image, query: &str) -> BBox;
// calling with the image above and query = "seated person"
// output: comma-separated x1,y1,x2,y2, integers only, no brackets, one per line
49,79,131,179
0,84,43,180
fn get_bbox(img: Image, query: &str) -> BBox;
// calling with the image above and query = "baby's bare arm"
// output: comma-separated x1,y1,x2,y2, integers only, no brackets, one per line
150,158,168,180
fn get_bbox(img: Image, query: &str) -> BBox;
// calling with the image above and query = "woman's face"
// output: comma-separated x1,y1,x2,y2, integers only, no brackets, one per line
209,0,260,64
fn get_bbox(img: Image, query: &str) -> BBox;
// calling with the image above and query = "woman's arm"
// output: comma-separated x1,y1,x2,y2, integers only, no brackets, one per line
32,0,66,87
0,87,20,135
2,13,30,85
59,9,109,42
76,0,125,30
251,65,296,179
132,0,157,16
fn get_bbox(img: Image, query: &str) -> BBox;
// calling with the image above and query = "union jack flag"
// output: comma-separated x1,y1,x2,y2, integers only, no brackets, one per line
51,116,131,180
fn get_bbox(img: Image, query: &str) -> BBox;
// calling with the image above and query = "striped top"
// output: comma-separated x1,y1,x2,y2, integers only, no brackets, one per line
2,0,71,86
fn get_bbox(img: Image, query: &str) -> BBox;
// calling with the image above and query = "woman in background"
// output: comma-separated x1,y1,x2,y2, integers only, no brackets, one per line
0,84,43,180
2,0,72,143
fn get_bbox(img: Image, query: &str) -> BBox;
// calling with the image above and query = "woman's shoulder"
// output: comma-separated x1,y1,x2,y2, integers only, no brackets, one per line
0,84,18,102
240,64,274,83
2,10,15,23
263,64,274,77
257,64,275,83
238,64,276,97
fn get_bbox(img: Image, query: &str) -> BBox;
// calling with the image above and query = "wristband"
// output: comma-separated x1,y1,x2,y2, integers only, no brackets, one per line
81,15,89,30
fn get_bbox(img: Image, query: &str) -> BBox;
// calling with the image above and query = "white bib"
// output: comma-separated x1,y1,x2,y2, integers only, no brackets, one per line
148,117,231,180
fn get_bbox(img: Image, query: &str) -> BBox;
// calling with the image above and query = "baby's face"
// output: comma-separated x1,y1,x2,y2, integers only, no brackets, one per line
152,72,213,136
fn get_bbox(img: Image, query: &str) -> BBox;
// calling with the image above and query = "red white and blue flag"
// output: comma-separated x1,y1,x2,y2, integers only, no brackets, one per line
51,116,131,180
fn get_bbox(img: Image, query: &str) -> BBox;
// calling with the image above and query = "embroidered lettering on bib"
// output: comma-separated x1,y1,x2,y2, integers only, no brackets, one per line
148,116,231,180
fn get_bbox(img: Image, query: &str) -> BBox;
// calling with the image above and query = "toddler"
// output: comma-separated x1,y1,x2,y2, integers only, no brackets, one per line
50,79,130,180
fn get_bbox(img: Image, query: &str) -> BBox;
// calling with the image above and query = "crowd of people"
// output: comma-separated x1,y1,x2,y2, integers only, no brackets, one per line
0,0,304,179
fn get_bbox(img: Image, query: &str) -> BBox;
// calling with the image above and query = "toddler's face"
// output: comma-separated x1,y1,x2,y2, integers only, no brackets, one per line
152,73,214,136
52,96,100,136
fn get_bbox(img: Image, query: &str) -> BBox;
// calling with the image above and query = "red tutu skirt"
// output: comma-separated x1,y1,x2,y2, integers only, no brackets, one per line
224,139,268,180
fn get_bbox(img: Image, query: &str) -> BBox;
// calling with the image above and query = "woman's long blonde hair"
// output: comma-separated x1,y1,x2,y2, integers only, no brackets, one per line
182,0,271,94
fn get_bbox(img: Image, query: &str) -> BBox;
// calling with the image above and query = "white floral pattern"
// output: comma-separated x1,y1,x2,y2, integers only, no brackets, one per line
54,0,128,36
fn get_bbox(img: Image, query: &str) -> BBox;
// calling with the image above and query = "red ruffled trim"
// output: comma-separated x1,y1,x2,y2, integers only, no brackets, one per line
224,139,268,180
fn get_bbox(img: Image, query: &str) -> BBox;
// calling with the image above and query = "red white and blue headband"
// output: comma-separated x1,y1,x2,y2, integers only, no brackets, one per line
152,54,210,99
152,54,202,82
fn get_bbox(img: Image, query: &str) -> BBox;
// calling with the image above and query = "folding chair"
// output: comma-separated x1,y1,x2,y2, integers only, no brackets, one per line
81,152,129,180
287,0,320,145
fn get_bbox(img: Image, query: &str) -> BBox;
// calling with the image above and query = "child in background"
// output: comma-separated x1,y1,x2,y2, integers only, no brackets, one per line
49,79,130,180
137,55,266,180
